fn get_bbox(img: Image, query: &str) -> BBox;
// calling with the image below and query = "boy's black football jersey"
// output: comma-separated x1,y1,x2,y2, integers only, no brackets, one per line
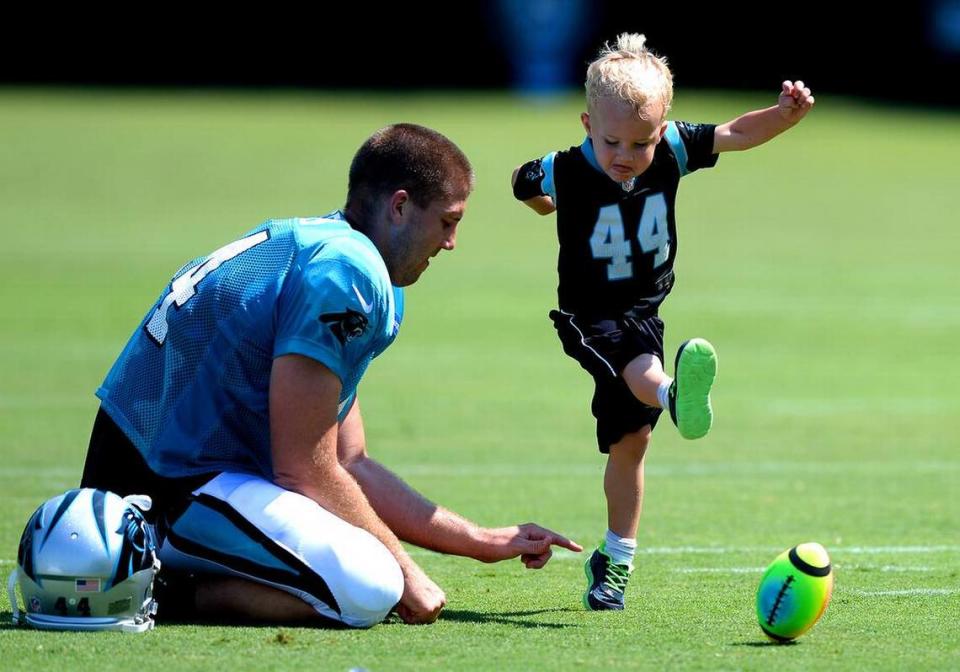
515,122,718,318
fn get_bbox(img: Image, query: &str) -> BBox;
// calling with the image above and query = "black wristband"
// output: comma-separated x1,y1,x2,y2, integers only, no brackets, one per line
513,159,547,201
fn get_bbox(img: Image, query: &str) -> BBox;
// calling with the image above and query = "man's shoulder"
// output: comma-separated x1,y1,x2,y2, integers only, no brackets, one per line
291,216,388,283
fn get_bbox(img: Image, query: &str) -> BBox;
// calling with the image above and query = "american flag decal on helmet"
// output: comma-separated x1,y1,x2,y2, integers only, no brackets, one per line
76,578,101,592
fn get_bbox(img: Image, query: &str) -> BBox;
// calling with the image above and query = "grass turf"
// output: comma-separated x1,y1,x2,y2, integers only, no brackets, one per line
0,88,957,670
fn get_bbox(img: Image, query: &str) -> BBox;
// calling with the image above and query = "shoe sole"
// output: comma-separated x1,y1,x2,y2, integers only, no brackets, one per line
582,555,594,609
674,338,718,440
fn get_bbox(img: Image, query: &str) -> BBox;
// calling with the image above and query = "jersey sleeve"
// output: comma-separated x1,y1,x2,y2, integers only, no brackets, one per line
274,255,384,385
664,121,719,176
513,151,558,201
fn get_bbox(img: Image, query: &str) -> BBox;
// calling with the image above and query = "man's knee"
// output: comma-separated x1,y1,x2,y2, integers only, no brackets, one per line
303,529,404,628
159,473,405,628
339,563,403,628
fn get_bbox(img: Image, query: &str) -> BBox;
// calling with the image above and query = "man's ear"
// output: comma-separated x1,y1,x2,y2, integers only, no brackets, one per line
388,189,410,222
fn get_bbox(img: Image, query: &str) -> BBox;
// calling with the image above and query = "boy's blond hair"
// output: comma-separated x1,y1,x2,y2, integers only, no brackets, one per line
585,33,674,121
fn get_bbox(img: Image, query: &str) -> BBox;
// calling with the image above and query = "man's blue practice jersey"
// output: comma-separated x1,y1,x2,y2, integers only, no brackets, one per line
97,212,403,480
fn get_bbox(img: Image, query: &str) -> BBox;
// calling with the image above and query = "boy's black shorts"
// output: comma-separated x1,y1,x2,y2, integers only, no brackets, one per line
549,309,665,453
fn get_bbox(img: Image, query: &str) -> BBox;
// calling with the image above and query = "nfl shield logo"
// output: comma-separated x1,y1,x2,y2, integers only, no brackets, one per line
29,596,42,613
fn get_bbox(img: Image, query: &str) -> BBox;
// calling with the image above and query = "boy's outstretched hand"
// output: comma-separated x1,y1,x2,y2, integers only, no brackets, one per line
778,80,815,124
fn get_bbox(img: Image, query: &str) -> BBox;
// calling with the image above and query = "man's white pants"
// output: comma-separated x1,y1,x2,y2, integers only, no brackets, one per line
157,472,404,628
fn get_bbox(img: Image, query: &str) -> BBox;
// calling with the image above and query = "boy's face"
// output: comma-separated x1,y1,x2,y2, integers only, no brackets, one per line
581,97,668,185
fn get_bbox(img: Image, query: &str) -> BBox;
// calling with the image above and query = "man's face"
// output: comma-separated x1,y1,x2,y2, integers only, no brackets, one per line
387,193,466,287
581,97,667,185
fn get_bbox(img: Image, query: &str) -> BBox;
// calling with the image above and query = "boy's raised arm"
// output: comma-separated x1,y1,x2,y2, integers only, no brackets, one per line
713,80,815,153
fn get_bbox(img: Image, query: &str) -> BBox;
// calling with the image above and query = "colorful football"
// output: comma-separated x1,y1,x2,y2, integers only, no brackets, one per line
755,542,834,642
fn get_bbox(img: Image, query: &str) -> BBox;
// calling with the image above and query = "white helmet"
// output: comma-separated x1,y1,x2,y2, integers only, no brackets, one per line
7,488,160,632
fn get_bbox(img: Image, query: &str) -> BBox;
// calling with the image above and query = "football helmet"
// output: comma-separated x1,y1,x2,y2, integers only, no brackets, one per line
7,488,160,632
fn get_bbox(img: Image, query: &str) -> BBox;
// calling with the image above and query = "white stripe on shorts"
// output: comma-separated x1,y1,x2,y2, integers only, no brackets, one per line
558,309,617,376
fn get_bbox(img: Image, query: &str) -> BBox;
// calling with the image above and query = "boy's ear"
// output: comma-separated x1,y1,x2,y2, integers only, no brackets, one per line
656,120,669,142
580,112,592,135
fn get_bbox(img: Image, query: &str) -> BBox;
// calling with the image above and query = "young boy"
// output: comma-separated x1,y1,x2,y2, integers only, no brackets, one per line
511,33,815,610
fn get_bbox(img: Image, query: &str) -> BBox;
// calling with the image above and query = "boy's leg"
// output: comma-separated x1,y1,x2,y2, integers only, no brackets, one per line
622,340,718,440
622,353,667,407
585,427,650,611
547,310,659,610
582,349,659,612
605,426,650,539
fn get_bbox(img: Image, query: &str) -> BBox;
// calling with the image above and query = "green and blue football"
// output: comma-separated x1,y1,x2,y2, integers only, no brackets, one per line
756,542,834,642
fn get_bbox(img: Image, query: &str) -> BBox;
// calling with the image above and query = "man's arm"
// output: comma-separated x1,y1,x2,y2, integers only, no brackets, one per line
713,80,815,153
338,400,582,568
269,353,445,624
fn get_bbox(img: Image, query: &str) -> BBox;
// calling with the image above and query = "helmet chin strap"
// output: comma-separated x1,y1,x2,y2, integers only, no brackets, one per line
122,494,153,512
7,569,21,626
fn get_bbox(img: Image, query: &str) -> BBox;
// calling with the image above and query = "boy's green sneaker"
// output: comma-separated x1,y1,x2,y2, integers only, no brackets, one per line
583,543,633,611
668,338,718,440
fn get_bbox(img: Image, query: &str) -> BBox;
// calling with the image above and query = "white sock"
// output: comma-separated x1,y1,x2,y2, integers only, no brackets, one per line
656,378,673,410
604,530,637,568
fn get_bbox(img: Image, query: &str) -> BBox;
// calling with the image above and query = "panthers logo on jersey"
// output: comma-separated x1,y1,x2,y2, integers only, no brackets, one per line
320,309,369,345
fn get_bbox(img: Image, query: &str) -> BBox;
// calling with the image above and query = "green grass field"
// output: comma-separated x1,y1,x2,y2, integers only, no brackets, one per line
1,88,957,671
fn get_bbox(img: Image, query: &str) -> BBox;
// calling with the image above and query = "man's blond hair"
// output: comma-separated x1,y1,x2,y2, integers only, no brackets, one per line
585,33,674,120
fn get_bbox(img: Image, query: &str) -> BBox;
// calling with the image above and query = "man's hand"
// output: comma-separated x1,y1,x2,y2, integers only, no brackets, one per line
475,524,583,568
395,563,447,624
778,80,815,124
